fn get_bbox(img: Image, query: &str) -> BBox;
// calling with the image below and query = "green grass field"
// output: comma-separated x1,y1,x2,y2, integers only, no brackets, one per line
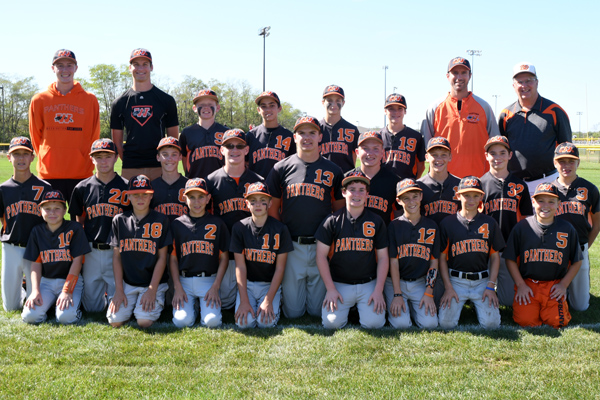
1,158,600,399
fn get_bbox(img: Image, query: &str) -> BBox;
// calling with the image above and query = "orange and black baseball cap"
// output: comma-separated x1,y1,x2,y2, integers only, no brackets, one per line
384,93,407,109
193,89,219,105
448,57,470,72
244,182,271,198
130,48,152,63
128,175,154,194
426,137,451,152
157,136,181,151
39,190,67,206
8,137,34,154
53,49,77,65
222,129,246,144
323,85,345,99
255,91,281,107
184,178,209,196
294,116,321,133
533,182,559,198
358,131,383,146
554,142,579,160
396,178,422,197
90,139,117,155
342,170,370,187
456,176,485,195
484,135,511,152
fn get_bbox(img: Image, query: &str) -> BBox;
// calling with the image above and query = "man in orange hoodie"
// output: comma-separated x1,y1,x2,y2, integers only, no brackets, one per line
29,49,100,204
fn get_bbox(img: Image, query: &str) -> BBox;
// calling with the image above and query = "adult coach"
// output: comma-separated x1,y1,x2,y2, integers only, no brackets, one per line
29,49,100,202
499,63,572,194
111,48,179,181
421,57,499,178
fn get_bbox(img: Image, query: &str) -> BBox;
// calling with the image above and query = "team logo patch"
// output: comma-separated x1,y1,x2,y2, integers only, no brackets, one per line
56,50,73,58
54,113,74,124
466,113,480,123
131,106,153,126
519,64,530,71
131,49,150,58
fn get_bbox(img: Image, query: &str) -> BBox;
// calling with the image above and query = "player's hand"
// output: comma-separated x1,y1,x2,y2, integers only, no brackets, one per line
390,296,407,317
204,285,221,309
550,282,568,302
56,292,73,311
482,288,499,308
368,291,386,314
140,288,157,312
109,290,127,314
235,301,255,327
323,289,343,312
440,287,459,309
172,287,188,310
257,298,275,325
419,294,437,316
514,282,533,305
25,291,43,310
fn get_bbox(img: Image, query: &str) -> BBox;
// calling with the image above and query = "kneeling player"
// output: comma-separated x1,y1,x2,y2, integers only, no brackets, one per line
22,190,90,324
438,176,505,329
504,183,582,329
231,182,293,328
385,178,439,329
107,176,171,328
170,178,229,328
315,171,389,329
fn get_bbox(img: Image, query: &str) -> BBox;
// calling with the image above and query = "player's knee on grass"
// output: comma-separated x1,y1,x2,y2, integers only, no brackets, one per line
359,312,386,329
21,307,47,324
236,313,257,329
512,303,543,327
173,309,196,328
322,311,347,329
388,313,412,329
202,310,222,328
137,319,154,328
56,307,81,325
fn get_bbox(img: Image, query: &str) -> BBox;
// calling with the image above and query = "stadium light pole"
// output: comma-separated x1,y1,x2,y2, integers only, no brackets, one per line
258,27,271,92
466,50,482,92
383,66,388,126
492,95,499,116
576,111,583,140
0,86,4,139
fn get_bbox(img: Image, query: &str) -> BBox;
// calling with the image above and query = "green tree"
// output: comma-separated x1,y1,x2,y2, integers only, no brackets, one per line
0,75,39,142
170,76,206,130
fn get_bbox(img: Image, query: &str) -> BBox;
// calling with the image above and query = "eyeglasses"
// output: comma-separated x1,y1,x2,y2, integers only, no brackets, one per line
514,78,537,86
222,143,246,150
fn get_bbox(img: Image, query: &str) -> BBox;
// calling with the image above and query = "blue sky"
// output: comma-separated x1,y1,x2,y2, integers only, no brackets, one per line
2,0,597,134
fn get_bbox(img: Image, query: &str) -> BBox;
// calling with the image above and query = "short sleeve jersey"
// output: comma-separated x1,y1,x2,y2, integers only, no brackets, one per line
69,174,131,243
553,177,600,245
440,212,505,273
0,175,52,245
171,213,229,276
247,124,296,179
417,173,461,226
315,209,388,284
110,86,179,169
480,172,533,241
503,216,582,281
380,125,426,179
230,216,294,282
266,154,344,238
151,175,189,223
346,167,399,224
319,117,359,173
388,215,440,280
24,220,91,279
110,210,172,287
179,122,229,179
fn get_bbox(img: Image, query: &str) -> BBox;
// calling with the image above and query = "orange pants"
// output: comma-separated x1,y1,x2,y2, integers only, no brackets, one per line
513,279,571,329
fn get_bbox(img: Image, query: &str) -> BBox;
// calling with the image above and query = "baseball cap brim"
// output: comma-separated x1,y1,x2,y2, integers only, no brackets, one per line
456,188,485,195
127,189,154,194
397,186,422,198
9,146,33,154
90,149,116,155
52,57,77,65
130,55,152,63
184,187,209,196
427,144,451,152
255,94,280,106
532,191,559,199
245,191,272,199
342,176,370,187
294,122,321,132
554,154,579,160
484,142,510,152
193,94,219,104
39,199,66,207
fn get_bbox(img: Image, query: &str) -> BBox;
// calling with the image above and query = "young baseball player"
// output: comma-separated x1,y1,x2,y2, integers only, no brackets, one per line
246,91,296,179
151,137,189,222
170,178,230,328
21,190,91,324
552,142,600,311
206,129,264,310
320,85,360,173
347,131,399,224
69,139,131,313
1,137,52,311
503,183,582,328
315,170,388,329
385,178,440,329
380,93,425,179
438,176,505,329
480,135,533,306
107,175,171,328
231,182,293,328
179,89,229,179
266,116,345,319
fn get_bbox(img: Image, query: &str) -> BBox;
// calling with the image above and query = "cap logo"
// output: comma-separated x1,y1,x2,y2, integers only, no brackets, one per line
537,183,553,192
132,49,149,58
12,137,30,146
400,179,417,189
461,178,479,188
297,116,316,125
430,137,447,145
488,136,504,144
96,140,111,149
260,91,275,97
56,50,73,58
519,65,530,71
388,95,403,102
197,89,213,96
248,182,267,192
560,144,574,153
453,58,466,64
361,131,380,140
159,137,179,146
132,179,149,188
46,192,61,199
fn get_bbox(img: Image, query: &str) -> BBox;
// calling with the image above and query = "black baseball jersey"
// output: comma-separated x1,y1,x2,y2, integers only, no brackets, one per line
266,154,344,238
319,117,359,172
440,212,505,273
380,125,426,179
247,124,296,179
345,167,399,224
553,177,600,245
503,216,582,281
417,173,461,226
24,220,91,279
206,168,264,231
230,216,294,282
171,213,229,276
0,176,52,245
179,122,229,179
110,86,179,169
151,175,189,223
69,174,131,243
480,172,533,241
110,210,172,287
315,209,388,284
388,215,440,280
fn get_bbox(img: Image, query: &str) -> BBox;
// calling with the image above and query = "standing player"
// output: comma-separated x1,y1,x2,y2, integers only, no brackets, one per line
69,139,131,313
231,182,293,328
170,178,230,328
438,176,505,329
151,137,188,222
22,190,91,324
107,175,171,328
266,116,345,318
552,142,600,311
29,49,100,202
111,48,179,181
179,89,229,179
380,93,425,179
246,91,296,178
320,85,359,173
386,178,440,329
1,137,52,311
347,131,399,224
504,183,582,328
